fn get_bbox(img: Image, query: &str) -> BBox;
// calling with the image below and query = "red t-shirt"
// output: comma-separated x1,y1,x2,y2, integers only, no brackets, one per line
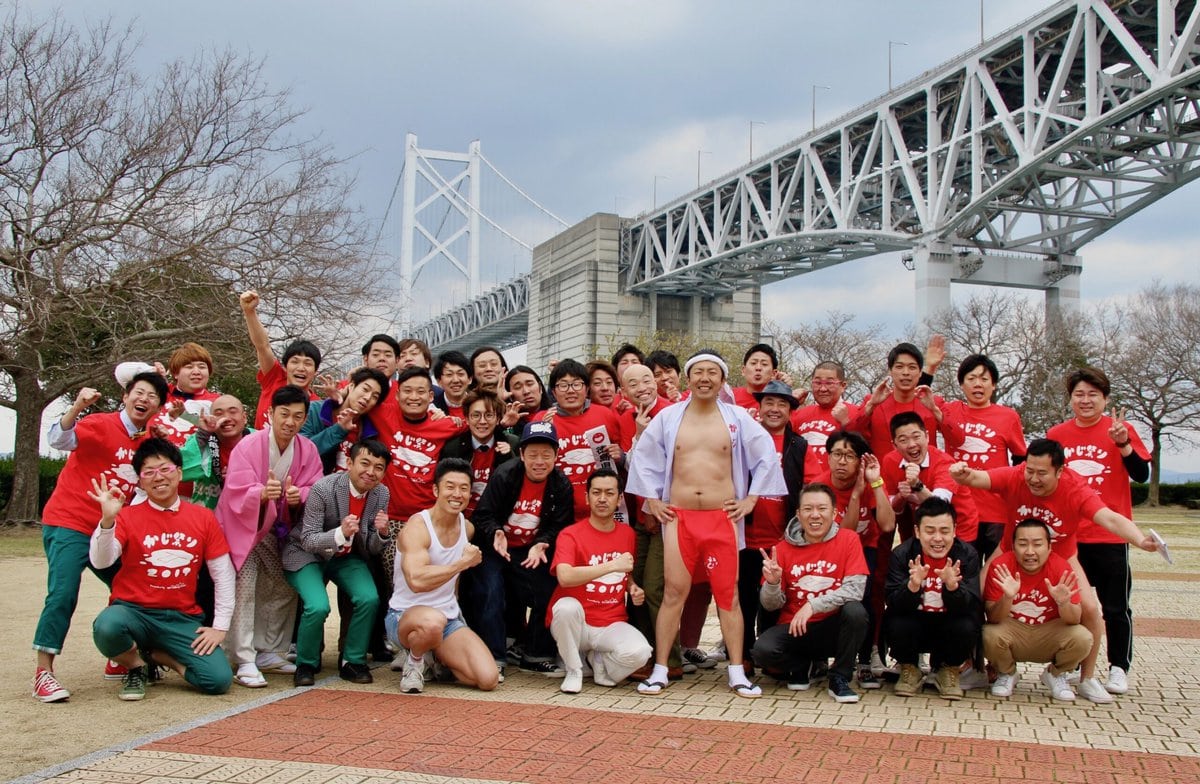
988,465,1106,559
505,476,545,547
941,401,1026,524
790,400,861,483
532,405,623,519
916,554,949,613
152,386,221,447
830,481,881,550
109,501,230,616
747,432,788,550
43,413,149,535
771,528,868,624
1047,416,1148,544
549,519,636,627
373,404,466,520
467,445,498,518
733,386,760,414
253,361,318,429
984,550,1079,624
879,447,980,542
851,394,961,460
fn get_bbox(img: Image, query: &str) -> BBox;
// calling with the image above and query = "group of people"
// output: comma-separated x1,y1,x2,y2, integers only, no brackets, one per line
31,289,1164,708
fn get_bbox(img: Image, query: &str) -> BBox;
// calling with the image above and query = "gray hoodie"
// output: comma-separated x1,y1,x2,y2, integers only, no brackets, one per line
759,517,868,617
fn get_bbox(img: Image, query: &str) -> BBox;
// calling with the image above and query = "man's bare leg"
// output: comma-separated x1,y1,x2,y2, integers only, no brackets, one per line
715,602,745,666
640,521,690,692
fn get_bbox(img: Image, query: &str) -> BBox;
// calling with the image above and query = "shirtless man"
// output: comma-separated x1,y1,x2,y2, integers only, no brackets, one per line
626,350,787,697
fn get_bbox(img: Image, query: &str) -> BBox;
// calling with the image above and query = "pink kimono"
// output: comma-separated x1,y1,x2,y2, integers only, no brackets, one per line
215,428,325,570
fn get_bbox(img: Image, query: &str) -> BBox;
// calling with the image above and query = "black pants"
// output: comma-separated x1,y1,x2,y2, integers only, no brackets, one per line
737,548,780,660
1076,542,1133,672
470,545,556,662
752,601,867,679
884,609,979,669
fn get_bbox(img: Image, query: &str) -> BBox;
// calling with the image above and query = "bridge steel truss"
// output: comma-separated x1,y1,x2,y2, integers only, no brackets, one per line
411,274,530,354
624,0,1200,313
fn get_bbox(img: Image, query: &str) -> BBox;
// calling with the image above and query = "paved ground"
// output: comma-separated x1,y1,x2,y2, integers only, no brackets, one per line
14,546,1200,783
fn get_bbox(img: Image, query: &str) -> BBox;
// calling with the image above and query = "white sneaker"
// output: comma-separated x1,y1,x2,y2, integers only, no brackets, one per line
399,658,425,694
1040,667,1075,701
707,641,728,662
1105,666,1129,695
959,665,989,691
561,669,583,694
991,671,1018,698
1077,676,1114,704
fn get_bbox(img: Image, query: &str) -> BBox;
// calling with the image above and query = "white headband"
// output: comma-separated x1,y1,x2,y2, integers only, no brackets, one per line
684,353,729,377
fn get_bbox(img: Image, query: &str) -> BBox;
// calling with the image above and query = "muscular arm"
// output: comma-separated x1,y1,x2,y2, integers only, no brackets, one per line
398,514,474,593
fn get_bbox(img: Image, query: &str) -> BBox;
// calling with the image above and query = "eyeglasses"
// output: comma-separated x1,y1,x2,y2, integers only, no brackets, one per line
468,412,497,422
140,464,179,479
555,381,586,392
811,380,841,388
828,450,859,462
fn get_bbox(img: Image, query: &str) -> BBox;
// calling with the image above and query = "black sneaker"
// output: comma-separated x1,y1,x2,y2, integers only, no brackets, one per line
827,672,860,704
786,660,812,691
370,648,395,664
519,658,565,678
339,661,373,684
809,660,830,683
294,664,317,687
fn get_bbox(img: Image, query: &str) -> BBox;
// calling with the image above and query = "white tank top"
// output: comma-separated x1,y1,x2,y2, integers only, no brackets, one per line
388,508,467,619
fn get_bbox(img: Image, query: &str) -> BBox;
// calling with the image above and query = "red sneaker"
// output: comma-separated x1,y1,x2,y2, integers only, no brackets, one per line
33,668,70,703
104,660,128,680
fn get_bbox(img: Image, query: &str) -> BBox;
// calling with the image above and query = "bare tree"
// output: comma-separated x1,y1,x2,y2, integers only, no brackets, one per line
771,312,890,403
1102,282,1200,505
0,10,376,521
927,290,1091,436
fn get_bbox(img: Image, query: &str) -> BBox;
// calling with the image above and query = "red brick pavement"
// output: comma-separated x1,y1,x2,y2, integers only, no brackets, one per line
146,690,1200,784
1136,617,1200,639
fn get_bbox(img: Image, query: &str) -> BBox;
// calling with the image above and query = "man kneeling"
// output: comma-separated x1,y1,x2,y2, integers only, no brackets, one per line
89,438,234,700
549,469,652,694
983,519,1092,701
884,497,981,700
387,458,499,693
752,483,869,703
283,439,392,686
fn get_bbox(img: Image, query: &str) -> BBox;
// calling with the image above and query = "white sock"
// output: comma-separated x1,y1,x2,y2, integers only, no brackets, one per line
649,663,669,682
728,664,748,684
407,652,424,667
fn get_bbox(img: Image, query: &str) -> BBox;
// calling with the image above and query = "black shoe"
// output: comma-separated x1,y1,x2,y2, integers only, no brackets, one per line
519,658,565,678
370,648,395,664
293,664,317,687
339,661,373,684
827,672,861,704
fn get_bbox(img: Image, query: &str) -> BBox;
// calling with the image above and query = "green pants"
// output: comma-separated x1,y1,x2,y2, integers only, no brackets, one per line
93,601,232,694
35,524,119,655
285,557,379,668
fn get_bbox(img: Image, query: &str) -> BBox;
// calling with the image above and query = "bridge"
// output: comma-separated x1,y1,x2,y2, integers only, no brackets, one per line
412,0,1200,364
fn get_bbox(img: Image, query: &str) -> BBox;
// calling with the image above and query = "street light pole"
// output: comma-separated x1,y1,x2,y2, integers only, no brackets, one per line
811,84,831,131
652,175,669,208
749,120,765,160
697,149,711,187
888,40,908,90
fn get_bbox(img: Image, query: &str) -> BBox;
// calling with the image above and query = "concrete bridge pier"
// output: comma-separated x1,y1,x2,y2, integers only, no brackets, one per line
526,213,761,371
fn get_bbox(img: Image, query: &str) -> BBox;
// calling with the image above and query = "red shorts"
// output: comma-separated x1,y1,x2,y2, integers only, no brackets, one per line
671,507,739,611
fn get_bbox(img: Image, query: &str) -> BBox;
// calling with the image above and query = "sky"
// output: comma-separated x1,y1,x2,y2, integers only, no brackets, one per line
8,0,1200,471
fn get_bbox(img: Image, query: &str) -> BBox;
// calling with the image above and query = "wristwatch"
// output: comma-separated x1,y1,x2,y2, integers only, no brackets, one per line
910,480,925,493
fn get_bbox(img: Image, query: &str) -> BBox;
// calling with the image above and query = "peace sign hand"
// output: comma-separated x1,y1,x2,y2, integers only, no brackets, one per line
760,546,783,585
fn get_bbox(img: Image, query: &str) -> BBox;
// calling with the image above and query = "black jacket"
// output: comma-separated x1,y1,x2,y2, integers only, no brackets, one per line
884,537,981,616
471,457,573,550
439,430,520,466
744,425,807,539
